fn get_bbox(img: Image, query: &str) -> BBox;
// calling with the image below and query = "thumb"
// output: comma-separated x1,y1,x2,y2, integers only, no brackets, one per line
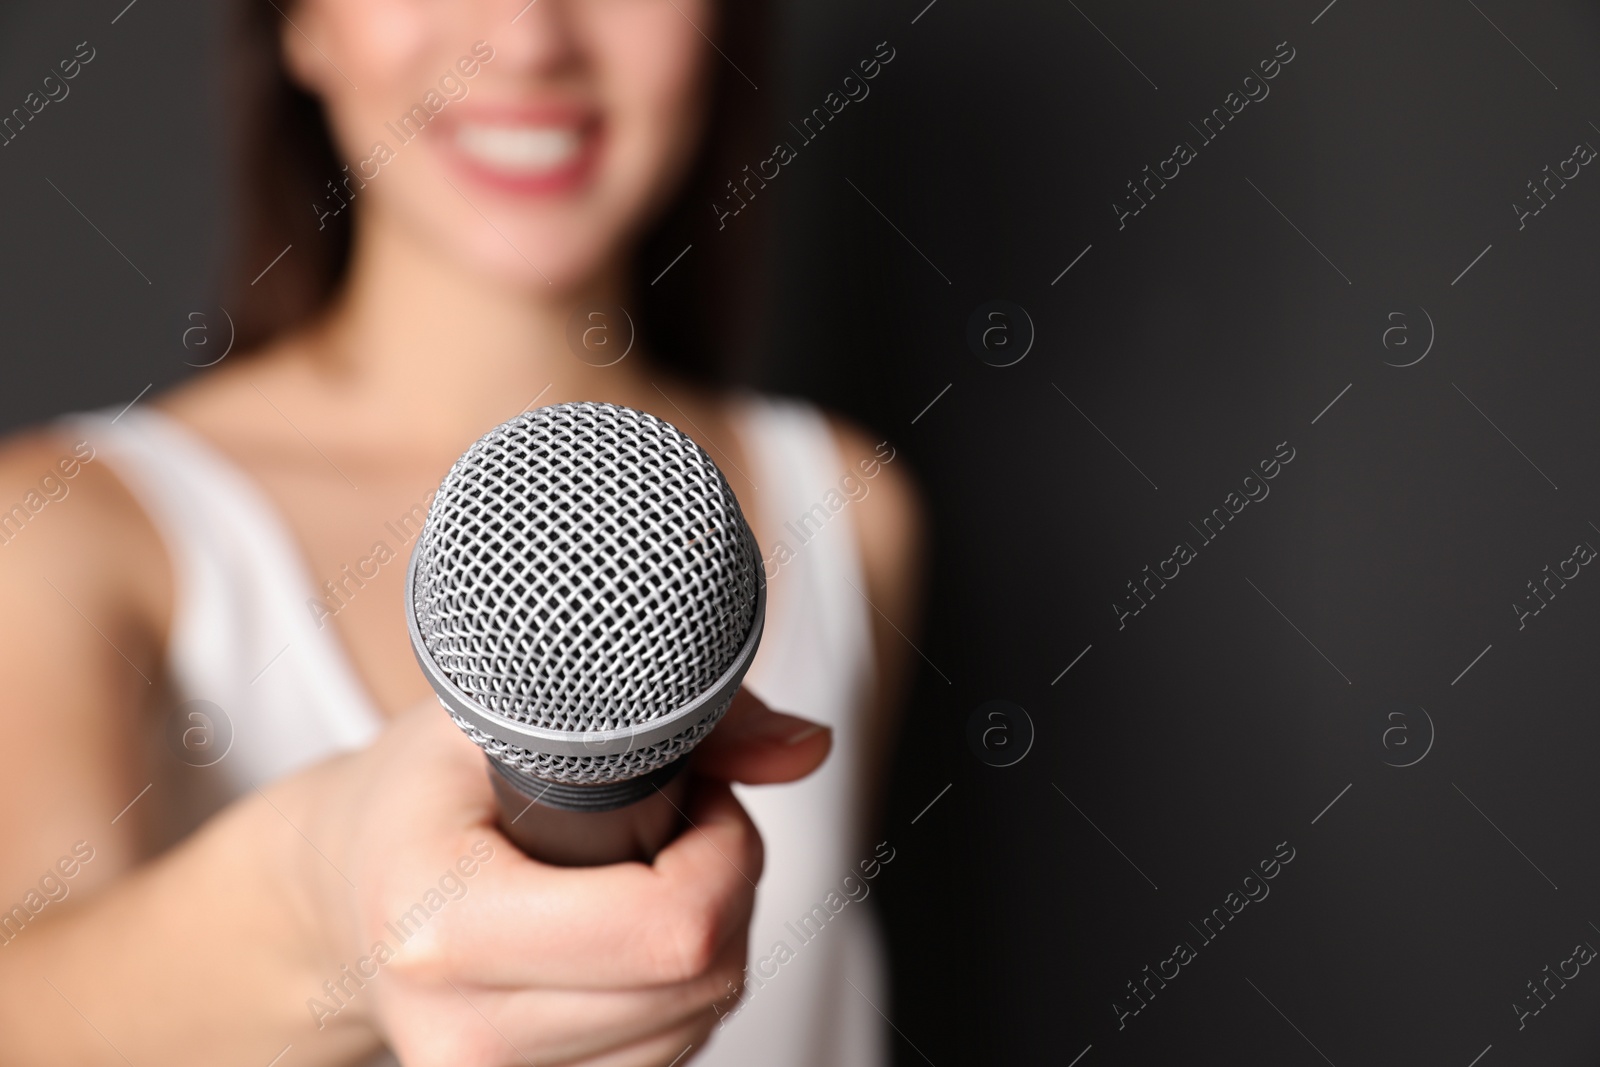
691,688,832,784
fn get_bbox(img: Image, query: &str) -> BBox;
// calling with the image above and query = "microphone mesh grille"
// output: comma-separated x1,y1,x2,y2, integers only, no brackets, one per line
410,402,761,784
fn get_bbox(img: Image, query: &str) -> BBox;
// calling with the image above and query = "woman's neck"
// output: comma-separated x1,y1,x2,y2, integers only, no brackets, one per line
299,208,662,446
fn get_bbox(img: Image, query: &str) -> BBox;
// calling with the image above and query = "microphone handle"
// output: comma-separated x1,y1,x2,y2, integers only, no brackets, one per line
485,759,690,867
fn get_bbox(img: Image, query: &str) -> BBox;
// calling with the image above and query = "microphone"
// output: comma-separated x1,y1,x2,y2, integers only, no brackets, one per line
405,401,765,866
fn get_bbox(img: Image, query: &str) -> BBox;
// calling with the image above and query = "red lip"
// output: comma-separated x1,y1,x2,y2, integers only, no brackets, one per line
435,106,601,197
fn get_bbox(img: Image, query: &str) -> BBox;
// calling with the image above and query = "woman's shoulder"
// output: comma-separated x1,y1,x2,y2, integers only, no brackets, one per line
815,409,925,609
779,401,926,775
0,422,173,647
735,391,925,609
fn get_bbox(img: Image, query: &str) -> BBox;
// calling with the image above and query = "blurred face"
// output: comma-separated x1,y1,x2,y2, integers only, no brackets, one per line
282,0,714,291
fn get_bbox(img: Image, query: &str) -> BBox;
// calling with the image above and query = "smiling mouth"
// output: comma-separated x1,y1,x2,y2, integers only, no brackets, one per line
454,122,586,176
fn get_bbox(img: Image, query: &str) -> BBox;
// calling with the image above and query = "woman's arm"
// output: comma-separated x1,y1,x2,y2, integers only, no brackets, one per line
0,774,376,1064
826,418,929,810
0,432,169,891
0,430,833,1066
0,431,342,1063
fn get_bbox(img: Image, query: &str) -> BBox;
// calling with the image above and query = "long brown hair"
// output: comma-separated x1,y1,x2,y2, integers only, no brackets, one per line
221,1,772,383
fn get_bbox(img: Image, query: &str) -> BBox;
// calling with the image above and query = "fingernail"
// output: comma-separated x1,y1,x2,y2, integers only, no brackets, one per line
783,723,827,746
743,713,828,745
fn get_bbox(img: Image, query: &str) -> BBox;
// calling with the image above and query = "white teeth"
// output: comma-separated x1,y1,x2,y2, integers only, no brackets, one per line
455,124,581,173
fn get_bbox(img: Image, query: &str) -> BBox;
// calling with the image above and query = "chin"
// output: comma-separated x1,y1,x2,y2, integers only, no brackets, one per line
446,221,626,295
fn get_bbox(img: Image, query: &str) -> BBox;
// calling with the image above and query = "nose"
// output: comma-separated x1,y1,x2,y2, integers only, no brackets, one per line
487,0,583,77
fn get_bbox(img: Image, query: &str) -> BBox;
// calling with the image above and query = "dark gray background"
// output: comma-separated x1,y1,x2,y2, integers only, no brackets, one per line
6,1,1600,1063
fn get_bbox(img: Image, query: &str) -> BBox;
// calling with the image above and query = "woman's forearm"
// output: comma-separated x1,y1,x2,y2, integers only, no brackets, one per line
0,783,379,1066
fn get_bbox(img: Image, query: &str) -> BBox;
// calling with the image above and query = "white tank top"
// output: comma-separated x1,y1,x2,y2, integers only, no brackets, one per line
63,394,889,1067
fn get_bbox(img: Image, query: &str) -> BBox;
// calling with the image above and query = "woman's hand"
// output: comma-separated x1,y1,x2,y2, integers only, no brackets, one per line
280,689,830,1066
